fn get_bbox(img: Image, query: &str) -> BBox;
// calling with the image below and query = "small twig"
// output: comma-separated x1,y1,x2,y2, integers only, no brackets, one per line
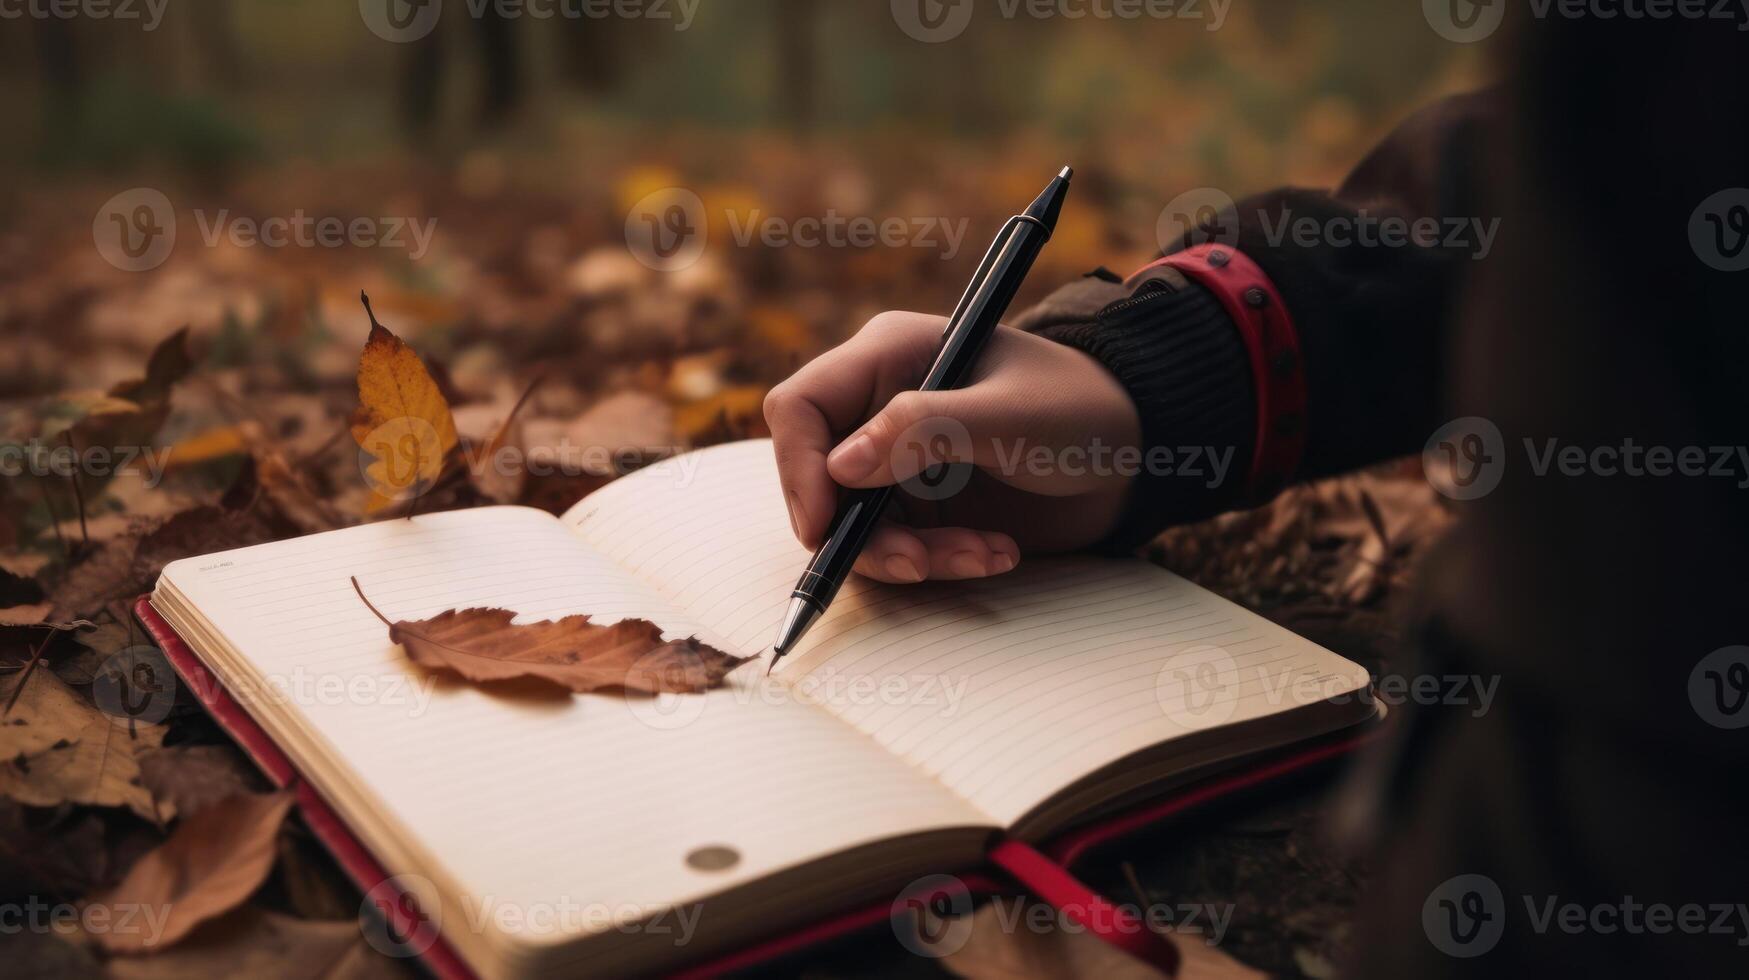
294,422,350,470
35,478,69,560
491,373,545,452
1357,488,1390,554
3,630,57,717
194,372,272,435
62,432,89,551
406,473,427,521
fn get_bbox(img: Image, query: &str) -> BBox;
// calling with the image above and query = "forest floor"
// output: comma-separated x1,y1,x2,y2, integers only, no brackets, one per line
1,156,1454,977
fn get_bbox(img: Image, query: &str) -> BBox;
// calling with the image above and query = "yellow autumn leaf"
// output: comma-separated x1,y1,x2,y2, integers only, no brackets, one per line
164,425,249,470
615,164,685,214
350,292,458,513
673,385,768,443
747,304,811,355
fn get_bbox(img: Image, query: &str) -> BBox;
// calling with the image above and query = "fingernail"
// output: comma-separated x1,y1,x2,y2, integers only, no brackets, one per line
947,551,985,578
829,434,879,482
885,554,924,583
990,552,1016,574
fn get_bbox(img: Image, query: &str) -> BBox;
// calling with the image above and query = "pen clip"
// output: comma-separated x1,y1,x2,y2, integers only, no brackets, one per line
940,214,1028,340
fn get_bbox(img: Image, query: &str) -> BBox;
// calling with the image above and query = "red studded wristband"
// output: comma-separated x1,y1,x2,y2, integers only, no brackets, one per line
1128,243,1307,501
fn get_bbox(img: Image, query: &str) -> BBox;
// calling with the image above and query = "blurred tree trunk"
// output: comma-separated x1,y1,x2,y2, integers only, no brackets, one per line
189,2,246,87
32,16,86,161
558,20,630,93
775,0,817,132
400,6,524,138
474,6,521,129
400,17,445,137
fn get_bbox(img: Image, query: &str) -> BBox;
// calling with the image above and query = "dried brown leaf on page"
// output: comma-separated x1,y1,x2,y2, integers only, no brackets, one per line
84,791,294,953
351,578,748,694
350,293,459,515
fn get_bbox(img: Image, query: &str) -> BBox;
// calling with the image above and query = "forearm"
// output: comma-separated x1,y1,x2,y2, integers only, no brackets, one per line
1021,90,1498,545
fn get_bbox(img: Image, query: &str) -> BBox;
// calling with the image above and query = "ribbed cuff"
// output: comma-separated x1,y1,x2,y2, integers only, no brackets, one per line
1037,277,1255,550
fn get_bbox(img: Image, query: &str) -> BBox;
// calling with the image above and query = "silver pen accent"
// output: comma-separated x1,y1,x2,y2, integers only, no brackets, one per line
767,596,823,675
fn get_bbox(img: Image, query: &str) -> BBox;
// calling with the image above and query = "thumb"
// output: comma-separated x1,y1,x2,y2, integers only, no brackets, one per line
826,389,1006,488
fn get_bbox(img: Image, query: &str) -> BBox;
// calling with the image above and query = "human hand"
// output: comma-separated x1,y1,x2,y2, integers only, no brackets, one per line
763,311,1143,583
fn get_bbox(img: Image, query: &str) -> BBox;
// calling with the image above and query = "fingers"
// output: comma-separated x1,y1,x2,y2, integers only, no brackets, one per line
825,386,1014,489
763,388,838,549
765,312,948,547
852,523,1020,583
823,327,1144,499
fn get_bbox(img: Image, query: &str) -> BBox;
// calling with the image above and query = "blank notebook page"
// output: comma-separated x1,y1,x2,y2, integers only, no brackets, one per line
159,506,985,948
568,441,1370,827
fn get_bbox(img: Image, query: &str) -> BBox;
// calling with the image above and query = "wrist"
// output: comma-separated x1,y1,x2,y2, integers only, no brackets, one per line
1035,274,1256,549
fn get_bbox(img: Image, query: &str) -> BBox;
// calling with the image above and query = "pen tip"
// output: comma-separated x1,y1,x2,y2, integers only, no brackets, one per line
1058,165,1073,180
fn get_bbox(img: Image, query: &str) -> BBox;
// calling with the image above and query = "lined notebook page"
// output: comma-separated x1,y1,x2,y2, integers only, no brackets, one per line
567,441,1369,827
564,443,816,657
158,507,986,949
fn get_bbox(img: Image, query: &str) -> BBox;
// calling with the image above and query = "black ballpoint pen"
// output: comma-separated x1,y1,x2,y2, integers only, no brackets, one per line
768,166,1072,674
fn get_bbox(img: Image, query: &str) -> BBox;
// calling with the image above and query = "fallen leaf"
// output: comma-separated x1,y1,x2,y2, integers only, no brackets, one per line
249,442,346,534
84,791,294,953
0,671,169,821
274,833,364,921
48,505,277,621
461,375,543,503
0,799,112,899
0,603,51,626
0,928,103,980
101,905,401,980
352,577,747,694
350,292,459,514
0,566,47,609
130,506,277,592
666,351,729,401
162,425,249,470
48,537,142,623
0,550,54,578
55,622,131,685
522,390,677,474
747,304,812,354
673,384,767,444
138,744,267,819
56,329,194,497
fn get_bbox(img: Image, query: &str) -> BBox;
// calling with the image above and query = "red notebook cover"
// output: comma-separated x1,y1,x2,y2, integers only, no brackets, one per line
135,595,1376,978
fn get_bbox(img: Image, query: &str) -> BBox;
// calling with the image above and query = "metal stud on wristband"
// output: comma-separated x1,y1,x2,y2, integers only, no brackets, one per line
1129,243,1308,500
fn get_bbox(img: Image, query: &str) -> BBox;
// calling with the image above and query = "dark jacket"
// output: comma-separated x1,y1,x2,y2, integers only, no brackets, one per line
1020,16,1749,977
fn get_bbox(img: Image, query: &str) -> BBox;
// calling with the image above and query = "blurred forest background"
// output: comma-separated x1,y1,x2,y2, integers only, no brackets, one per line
1,2,1484,976
0,0,1486,400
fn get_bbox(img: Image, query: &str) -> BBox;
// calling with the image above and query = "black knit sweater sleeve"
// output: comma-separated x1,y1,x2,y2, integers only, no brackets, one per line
1023,90,1499,548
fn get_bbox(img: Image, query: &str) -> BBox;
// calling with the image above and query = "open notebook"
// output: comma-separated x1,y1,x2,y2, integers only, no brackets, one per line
150,439,1376,978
